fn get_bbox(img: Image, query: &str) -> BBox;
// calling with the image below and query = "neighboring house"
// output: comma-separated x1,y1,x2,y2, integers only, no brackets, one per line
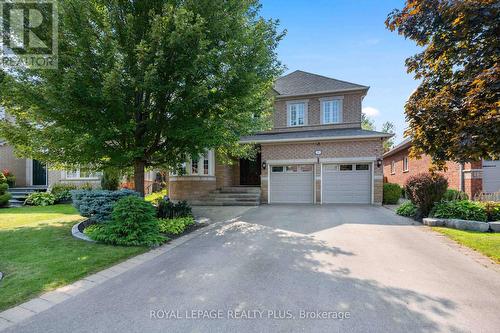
0,140,102,188
169,70,392,205
383,138,500,198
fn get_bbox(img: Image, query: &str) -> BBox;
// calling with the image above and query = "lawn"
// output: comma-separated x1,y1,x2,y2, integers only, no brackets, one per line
0,204,146,311
432,227,500,263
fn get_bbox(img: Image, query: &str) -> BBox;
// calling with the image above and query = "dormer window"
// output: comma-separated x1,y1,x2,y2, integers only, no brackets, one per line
287,101,307,127
320,97,343,124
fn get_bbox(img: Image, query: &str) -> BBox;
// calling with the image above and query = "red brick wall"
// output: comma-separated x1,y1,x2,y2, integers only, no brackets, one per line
383,147,483,198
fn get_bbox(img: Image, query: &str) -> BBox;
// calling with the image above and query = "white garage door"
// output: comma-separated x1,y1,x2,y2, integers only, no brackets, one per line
322,163,372,204
483,160,500,193
270,164,314,203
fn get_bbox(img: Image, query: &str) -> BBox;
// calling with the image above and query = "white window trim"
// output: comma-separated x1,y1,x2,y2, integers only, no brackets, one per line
172,150,215,177
403,156,409,173
319,96,343,125
391,160,395,175
63,168,101,180
286,100,308,127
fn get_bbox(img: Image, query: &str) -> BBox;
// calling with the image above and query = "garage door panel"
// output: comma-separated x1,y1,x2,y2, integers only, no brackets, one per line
270,166,313,204
322,164,371,204
483,160,500,193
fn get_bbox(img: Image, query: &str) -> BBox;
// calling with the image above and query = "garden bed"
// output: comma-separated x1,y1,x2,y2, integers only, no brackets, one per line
161,221,207,241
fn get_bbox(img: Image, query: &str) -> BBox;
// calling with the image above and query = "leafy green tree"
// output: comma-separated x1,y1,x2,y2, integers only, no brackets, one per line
386,0,499,168
381,121,396,152
0,0,283,195
361,113,375,131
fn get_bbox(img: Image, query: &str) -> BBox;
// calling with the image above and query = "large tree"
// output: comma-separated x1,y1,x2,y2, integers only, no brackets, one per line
0,0,283,195
386,0,499,168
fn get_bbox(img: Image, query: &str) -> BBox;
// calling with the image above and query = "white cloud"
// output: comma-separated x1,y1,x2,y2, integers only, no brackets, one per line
362,107,380,117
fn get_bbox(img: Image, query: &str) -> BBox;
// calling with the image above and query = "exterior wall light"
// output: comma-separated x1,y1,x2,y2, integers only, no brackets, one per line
262,161,267,170
377,158,383,168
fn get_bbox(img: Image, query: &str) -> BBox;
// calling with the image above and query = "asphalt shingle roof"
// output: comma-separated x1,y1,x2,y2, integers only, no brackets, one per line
240,128,392,143
273,70,369,97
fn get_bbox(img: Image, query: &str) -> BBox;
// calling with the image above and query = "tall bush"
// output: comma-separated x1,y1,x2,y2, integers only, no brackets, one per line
71,189,139,223
101,168,121,191
85,196,165,246
0,183,11,207
405,173,448,218
383,183,402,204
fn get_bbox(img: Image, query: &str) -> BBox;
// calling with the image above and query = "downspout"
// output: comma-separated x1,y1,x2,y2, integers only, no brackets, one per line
459,163,465,192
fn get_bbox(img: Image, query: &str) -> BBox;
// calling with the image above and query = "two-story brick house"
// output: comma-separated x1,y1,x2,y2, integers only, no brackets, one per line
169,70,392,205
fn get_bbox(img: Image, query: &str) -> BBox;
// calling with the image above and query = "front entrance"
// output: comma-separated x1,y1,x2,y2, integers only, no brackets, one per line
240,153,261,186
32,160,48,186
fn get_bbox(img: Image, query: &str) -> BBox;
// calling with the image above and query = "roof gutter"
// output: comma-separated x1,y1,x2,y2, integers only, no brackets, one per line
382,141,412,158
240,133,393,144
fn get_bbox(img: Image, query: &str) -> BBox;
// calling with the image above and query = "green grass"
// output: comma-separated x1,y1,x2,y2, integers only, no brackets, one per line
432,227,500,263
0,204,146,311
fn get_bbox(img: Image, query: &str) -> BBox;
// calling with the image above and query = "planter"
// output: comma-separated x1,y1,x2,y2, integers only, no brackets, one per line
423,217,490,232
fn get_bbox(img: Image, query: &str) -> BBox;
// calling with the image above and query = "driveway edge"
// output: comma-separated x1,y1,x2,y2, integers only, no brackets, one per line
0,221,224,332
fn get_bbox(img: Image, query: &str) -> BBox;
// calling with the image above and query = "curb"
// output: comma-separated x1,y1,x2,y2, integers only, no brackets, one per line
71,221,95,242
0,220,223,332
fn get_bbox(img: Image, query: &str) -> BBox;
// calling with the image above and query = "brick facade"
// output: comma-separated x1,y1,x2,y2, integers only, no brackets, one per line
273,92,363,130
261,139,384,204
383,145,483,198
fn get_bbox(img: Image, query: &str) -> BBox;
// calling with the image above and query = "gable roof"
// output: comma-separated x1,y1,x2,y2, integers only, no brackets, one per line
273,70,369,97
383,137,412,158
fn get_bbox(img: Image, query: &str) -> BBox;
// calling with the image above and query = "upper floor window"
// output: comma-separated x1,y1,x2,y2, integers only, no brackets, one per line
321,98,343,124
391,160,395,174
287,101,307,127
403,156,409,172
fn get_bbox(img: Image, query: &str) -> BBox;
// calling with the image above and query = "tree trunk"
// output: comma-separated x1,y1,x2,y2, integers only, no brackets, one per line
134,160,146,197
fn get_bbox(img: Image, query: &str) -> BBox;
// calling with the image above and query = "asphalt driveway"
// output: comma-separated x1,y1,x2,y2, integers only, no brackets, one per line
4,205,500,333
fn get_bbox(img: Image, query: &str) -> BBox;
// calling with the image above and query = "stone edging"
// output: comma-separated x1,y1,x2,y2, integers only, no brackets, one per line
71,220,95,242
422,217,495,232
0,220,223,332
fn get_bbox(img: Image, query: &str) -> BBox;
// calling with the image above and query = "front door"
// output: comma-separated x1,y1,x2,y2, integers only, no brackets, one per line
32,160,47,186
240,153,261,186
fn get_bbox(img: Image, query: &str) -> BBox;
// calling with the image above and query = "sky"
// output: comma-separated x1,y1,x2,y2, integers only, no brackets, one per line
260,0,421,144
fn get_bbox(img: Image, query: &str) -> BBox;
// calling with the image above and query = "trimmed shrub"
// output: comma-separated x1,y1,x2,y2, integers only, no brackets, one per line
101,169,120,191
396,201,418,217
157,199,192,219
50,183,77,203
442,189,468,201
482,201,500,222
145,189,168,203
383,183,402,204
405,173,448,218
71,189,139,223
25,192,56,206
431,200,488,222
84,196,165,246
158,216,195,236
0,183,12,207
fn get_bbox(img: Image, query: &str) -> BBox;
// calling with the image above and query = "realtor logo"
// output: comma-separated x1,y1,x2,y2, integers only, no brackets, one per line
0,0,58,69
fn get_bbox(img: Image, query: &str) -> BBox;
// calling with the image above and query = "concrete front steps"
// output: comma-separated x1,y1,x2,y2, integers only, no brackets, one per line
190,186,261,206
7,187,48,207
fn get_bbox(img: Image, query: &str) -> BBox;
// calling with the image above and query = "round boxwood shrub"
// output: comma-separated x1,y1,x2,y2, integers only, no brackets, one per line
85,196,165,247
405,173,448,218
383,183,402,204
0,183,12,207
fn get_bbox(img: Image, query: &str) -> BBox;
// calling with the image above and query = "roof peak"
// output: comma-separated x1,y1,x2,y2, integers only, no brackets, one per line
274,70,369,97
